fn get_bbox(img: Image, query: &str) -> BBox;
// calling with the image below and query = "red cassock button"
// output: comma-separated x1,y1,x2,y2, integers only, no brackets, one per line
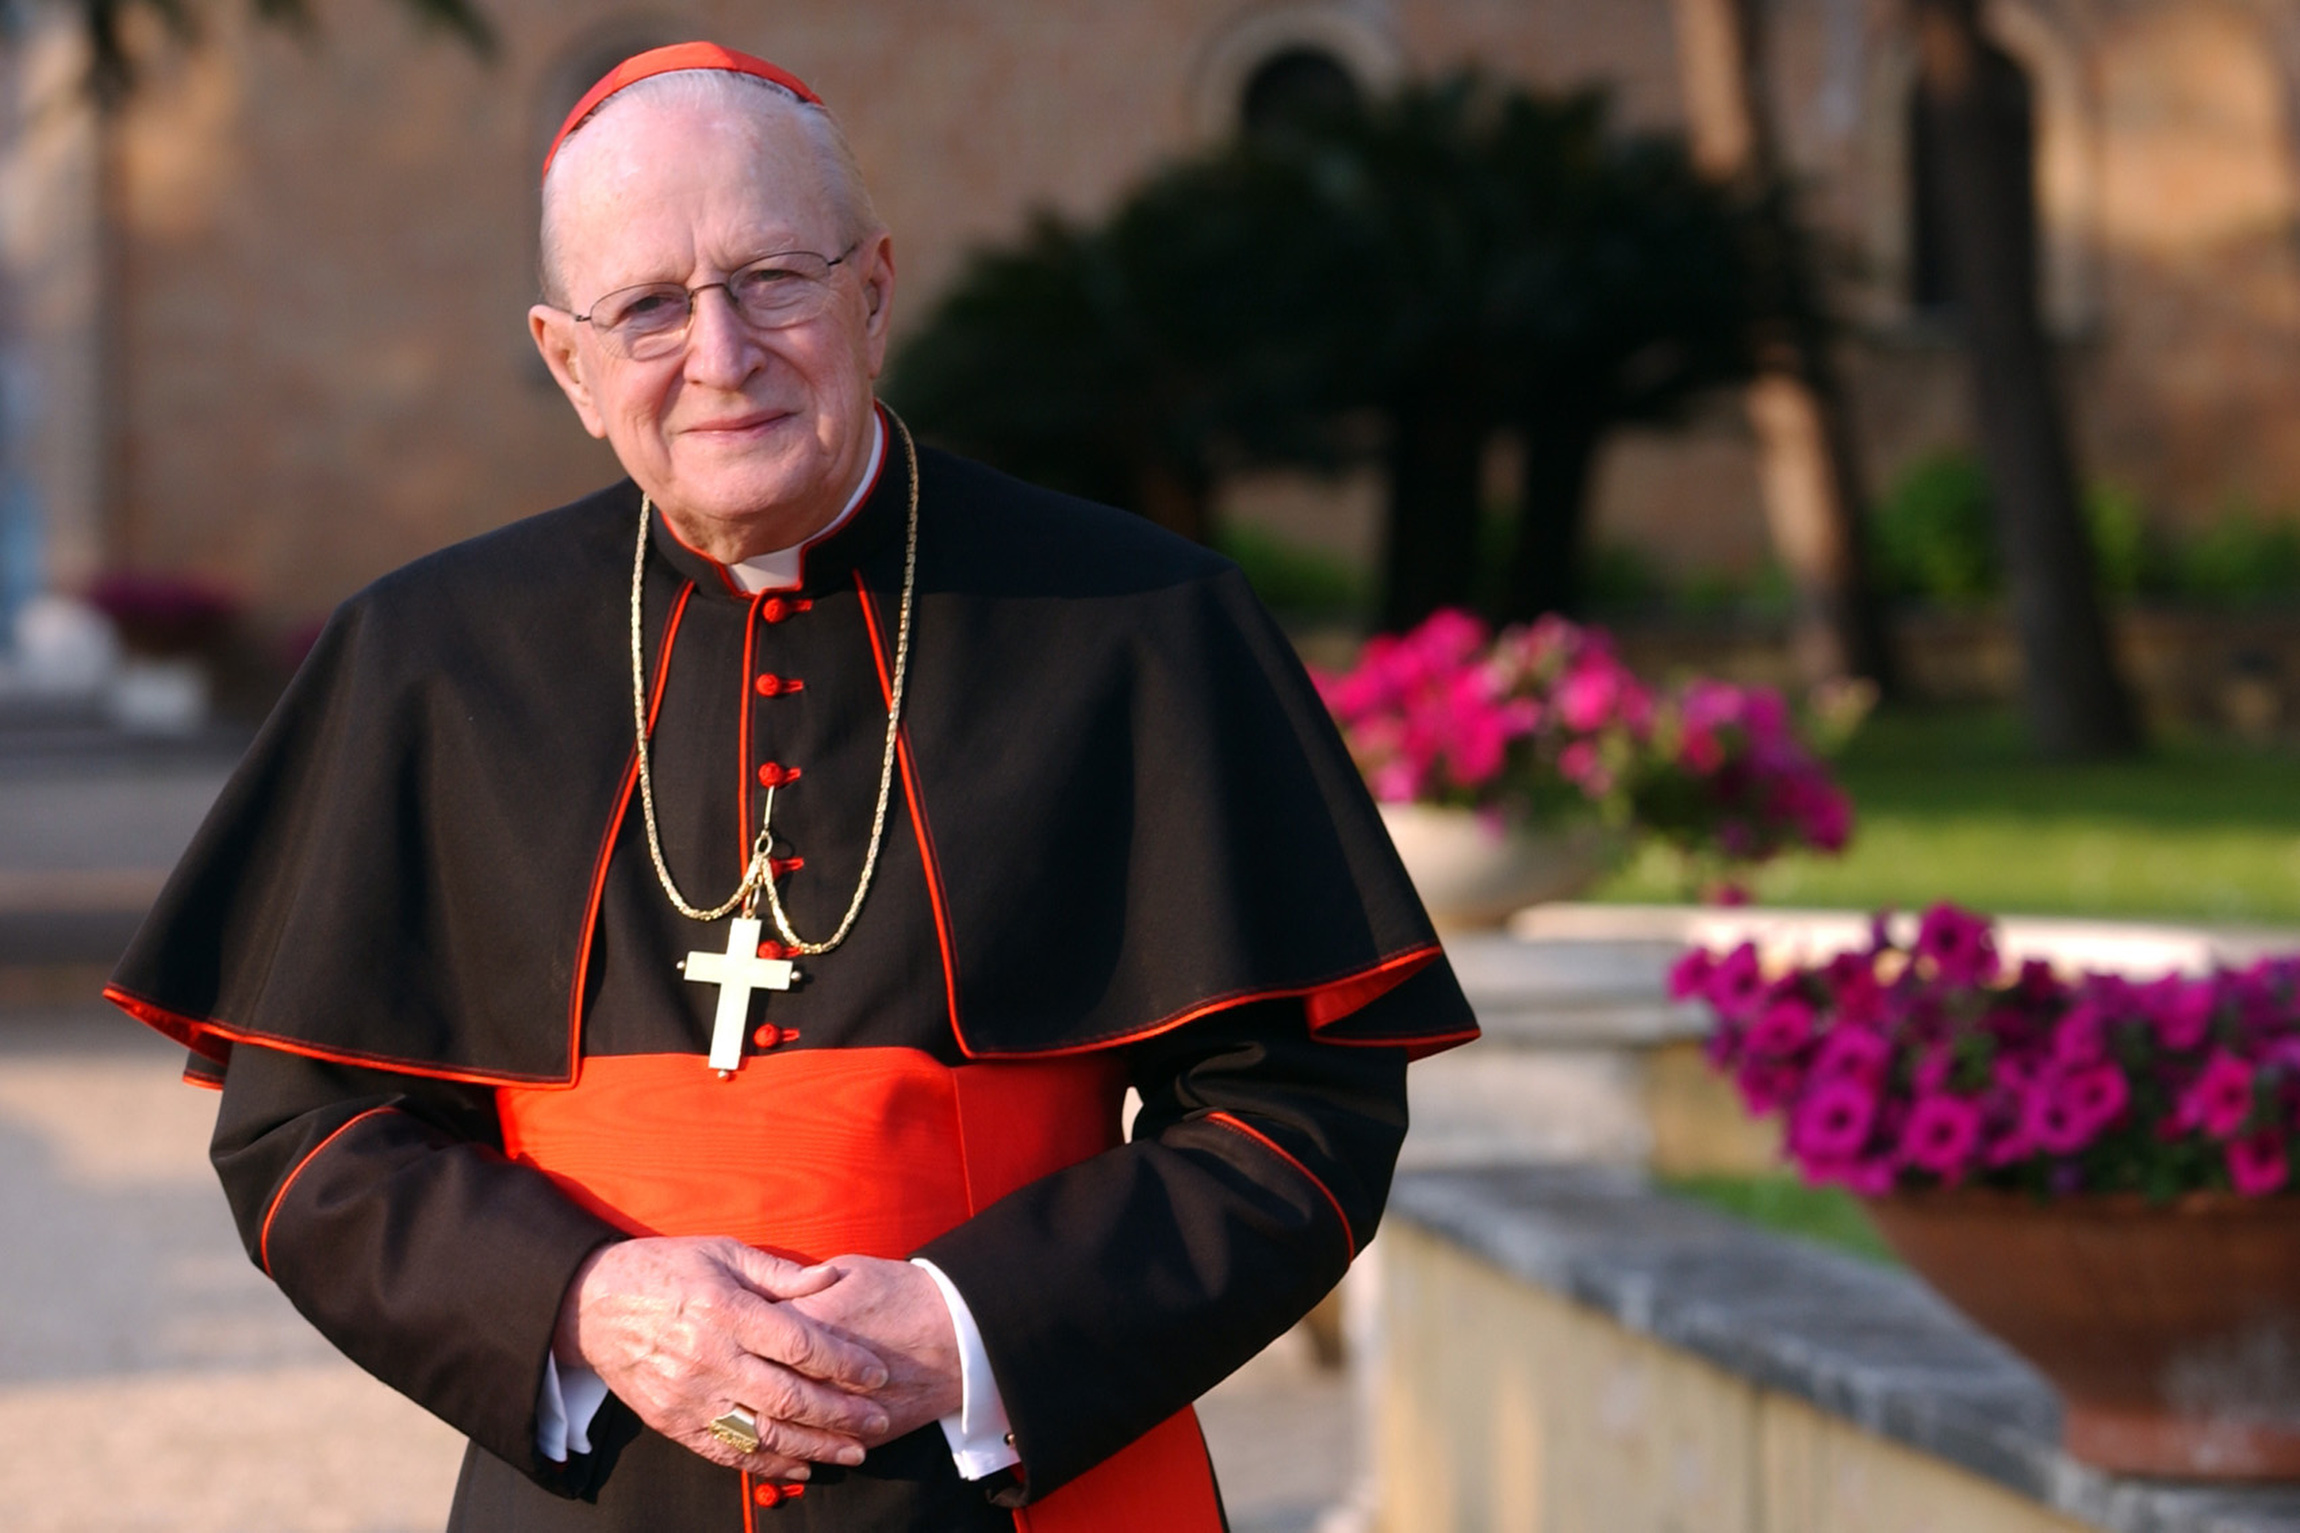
759,598,814,625
755,673,808,697
757,763,803,788
752,1024,791,1049
753,1482,782,1507
756,939,792,960
769,855,805,878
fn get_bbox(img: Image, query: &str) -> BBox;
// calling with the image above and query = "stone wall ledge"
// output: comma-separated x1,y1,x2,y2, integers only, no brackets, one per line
1390,1166,2300,1533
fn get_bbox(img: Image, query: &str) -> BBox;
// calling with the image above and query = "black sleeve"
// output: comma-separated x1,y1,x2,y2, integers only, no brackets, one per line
912,974,1424,1501
208,1043,625,1486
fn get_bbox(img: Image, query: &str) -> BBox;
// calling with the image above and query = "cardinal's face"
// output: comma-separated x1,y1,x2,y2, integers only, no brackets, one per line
530,91,894,560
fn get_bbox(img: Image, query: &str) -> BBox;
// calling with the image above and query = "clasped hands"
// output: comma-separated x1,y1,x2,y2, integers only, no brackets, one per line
553,1236,965,1481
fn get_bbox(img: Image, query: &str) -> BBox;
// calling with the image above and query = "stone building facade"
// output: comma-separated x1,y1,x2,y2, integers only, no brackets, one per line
5,0,2300,626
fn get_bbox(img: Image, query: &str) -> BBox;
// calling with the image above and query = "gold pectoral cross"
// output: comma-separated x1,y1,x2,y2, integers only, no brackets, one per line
677,916,796,1075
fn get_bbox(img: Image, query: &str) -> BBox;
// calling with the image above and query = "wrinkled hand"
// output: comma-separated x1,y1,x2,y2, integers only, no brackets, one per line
555,1237,892,1479
787,1256,964,1446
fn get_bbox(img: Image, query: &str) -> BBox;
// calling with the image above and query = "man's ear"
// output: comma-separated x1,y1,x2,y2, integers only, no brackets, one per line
858,233,897,378
529,306,609,439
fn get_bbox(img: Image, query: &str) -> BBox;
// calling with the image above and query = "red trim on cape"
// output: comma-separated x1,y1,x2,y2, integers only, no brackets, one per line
853,566,968,1051
1205,1111,1357,1260
656,511,745,598
104,985,572,1087
260,1105,395,1275
543,43,822,183
104,580,706,1092
852,565,1459,1061
737,588,766,855
957,944,1454,1062
567,580,693,1087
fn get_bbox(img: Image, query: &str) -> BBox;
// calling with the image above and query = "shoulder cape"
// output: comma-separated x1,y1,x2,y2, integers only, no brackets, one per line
107,445,1477,1082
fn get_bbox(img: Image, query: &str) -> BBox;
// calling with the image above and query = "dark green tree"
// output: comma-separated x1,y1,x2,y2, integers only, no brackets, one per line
884,152,1336,545
54,0,493,103
893,74,1761,628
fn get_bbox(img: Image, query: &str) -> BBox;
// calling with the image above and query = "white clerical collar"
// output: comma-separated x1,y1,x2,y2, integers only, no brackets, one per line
727,410,887,594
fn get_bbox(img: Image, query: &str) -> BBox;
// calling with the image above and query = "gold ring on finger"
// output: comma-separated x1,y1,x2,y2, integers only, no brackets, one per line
707,1405,763,1454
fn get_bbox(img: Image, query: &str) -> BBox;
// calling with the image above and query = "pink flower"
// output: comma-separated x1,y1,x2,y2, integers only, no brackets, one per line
1900,1094,1983,1179
1745,997,1816,1057
1811,1026,1892,1086
2152,980,2216,1052
1735,1060,1801,1114
1555,663,1622,733
2229,1131,2290,1196
1792,1078,1880,1160
2024,1063,2130,1154
1556,740,1602,789
1832,969,1891,1028
2184,1051,2257,1139
1668,948,1716,1002
1705,944,1766,1018
1915,904,1999,986
2052,1004,2106,1068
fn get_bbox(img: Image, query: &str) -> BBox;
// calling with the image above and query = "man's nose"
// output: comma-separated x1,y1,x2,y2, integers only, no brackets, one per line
682,285,764,387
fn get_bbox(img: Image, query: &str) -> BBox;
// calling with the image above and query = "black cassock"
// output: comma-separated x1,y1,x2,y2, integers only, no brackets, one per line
108,421,1477,1532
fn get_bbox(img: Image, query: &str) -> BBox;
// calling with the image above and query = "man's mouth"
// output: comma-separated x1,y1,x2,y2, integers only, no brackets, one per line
685,409,792,437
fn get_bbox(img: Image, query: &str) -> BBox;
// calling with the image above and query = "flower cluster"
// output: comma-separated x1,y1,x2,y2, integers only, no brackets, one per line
1314,608,1855,877
86,572,241,657
1678,905,2300,1200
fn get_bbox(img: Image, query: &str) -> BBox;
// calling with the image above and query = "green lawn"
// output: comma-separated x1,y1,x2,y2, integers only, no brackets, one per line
1658,1173,1897,1264
1592,708,2300,926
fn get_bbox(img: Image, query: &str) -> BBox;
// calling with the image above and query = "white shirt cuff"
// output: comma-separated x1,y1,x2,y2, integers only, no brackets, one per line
911,1257,1020,1480
537,1352,611,1464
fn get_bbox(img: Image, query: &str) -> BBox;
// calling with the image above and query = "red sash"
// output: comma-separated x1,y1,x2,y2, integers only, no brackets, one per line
497,1048,1225,1532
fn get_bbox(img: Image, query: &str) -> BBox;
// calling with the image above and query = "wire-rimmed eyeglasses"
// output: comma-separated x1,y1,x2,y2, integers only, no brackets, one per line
571,243,862,361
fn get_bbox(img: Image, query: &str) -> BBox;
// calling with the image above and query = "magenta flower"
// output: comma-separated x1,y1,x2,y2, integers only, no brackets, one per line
2184,1052,2257,1139
1792,1078,1880,1160
1915,904,1999,986
1900,1095,1984,1179
1668,947,1716,1002
2024,1063,2129,1154
2229,1131,2290,1196
1704,944,1766,1019
1735,1060,1801,1114
2065,1061,2132,1134
1744,997,1816,1057
2153,981,2216,1052
1555,663,1622,733
1811,1026,1892,1085
2052,1004,2106,1068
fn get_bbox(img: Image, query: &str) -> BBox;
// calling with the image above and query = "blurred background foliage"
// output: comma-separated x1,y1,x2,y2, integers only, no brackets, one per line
1869,450,2300,609
889,72,1764,630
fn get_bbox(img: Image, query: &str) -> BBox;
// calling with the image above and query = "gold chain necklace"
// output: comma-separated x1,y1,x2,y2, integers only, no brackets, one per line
627,411,919,956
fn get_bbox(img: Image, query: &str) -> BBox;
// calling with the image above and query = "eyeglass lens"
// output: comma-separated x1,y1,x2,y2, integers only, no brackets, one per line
590,253,843,358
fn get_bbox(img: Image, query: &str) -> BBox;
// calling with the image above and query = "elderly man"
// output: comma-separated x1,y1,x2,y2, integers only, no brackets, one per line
107,42,1475,1532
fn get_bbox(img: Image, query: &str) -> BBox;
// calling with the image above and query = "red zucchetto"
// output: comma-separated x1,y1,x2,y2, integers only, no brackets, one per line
542,42,824,184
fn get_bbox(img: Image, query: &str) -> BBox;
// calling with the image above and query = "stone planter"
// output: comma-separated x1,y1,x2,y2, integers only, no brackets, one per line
1376,803,1610,932
1866,1188,2300,1479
